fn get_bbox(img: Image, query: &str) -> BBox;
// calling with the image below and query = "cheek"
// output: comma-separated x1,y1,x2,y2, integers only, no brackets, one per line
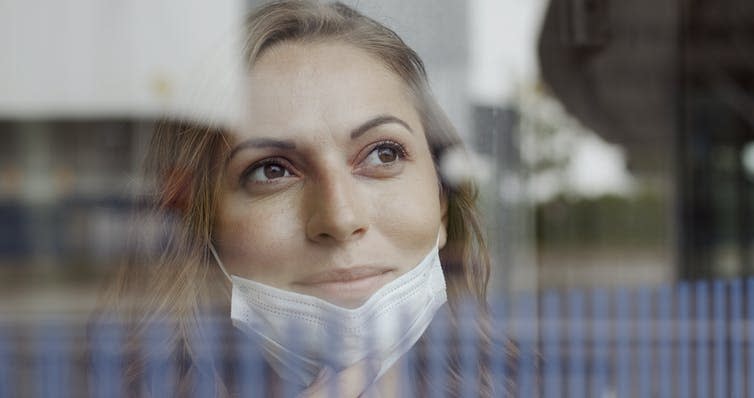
372,166,442,252
214,195,301,278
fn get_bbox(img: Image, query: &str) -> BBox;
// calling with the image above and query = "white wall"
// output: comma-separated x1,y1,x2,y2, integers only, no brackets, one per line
0,0,244,123
0,0,475,135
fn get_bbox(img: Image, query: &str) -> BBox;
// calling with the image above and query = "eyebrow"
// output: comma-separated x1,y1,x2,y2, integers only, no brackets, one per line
228,114,413,162
228,138,296,161
350,115,413,140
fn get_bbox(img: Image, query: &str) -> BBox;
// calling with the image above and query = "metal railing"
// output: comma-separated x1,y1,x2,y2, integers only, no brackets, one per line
2,278,754,397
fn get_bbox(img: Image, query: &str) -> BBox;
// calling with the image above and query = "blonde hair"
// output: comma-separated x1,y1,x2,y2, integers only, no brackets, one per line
98,1,512,396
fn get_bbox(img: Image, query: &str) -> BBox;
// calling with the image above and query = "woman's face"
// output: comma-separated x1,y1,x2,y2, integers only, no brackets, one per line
215,41,446,308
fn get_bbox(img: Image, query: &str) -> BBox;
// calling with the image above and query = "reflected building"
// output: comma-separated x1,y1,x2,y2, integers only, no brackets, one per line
539,0,754,280
7,0,750,298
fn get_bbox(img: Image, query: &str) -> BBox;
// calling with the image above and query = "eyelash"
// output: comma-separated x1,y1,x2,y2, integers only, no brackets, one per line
366,139,410,163
240,157,295,184
239,139,410,185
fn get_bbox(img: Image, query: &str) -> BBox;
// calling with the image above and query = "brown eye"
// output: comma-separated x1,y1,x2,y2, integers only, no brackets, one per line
364,142,406,167
377,147,397,163
263,164,287,179
244,160,294,184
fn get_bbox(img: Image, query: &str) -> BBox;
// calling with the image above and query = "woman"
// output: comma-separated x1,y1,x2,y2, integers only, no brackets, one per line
97,1,511,396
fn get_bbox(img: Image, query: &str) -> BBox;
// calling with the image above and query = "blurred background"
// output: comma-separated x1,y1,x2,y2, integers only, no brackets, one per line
1,0,753,316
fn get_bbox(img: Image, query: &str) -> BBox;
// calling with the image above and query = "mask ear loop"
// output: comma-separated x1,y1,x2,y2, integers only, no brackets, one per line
208,242,233,282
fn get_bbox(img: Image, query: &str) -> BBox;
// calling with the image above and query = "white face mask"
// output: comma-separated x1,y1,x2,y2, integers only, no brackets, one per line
209,238,447,387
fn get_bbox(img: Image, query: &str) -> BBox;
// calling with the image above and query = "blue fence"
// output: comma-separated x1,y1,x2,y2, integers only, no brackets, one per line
3,278,754,397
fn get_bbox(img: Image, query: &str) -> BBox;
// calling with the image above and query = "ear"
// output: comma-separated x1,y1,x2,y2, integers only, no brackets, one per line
439,190,448,250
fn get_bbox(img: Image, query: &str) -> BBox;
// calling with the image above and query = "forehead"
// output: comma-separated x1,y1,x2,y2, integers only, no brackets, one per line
250,40,402,89
239,41,419,140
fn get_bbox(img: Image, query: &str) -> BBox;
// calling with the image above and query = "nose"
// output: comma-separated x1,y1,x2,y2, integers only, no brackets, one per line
305,171,368,243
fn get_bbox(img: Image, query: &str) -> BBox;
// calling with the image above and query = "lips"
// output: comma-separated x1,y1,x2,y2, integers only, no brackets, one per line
296,266,393,284
292,266,396,308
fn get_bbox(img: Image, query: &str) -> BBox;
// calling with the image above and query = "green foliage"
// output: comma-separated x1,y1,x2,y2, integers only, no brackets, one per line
535,190,669,248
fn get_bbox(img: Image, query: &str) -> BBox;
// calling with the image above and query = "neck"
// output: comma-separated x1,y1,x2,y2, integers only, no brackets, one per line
367,360,407,397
